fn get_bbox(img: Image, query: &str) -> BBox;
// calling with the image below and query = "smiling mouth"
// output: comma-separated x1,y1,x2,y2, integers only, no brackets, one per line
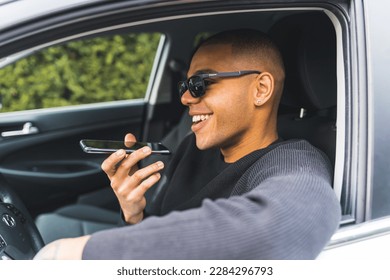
192,114,211,124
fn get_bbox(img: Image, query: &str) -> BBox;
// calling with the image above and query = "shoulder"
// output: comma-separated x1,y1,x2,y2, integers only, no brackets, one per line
272,138,329,156
233,139,333,195
256,139,333,176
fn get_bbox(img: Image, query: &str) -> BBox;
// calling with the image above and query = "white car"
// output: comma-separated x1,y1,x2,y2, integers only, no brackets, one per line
0,0,388,259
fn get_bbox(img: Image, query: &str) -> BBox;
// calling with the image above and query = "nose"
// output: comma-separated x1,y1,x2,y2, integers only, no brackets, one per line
181,89,200,106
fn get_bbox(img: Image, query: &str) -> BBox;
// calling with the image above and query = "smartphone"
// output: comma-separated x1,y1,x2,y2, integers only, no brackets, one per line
79,139,171,155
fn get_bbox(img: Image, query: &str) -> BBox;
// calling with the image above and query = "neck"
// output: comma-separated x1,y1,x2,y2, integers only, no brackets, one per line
221,132,278,163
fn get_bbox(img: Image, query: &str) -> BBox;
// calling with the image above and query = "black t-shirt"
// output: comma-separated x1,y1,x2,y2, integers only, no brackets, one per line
156,134,229,215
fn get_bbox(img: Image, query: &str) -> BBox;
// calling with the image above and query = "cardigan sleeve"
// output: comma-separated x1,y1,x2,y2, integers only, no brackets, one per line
82,141,341,260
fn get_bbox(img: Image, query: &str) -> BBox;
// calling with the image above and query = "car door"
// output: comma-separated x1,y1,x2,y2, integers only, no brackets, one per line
0,12,167,217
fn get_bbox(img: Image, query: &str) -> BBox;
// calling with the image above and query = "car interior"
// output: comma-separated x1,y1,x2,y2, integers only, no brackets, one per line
28,10,339,244
0,6,343,249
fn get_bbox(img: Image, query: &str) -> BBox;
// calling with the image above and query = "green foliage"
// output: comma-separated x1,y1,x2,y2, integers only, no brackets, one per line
0,33,161,112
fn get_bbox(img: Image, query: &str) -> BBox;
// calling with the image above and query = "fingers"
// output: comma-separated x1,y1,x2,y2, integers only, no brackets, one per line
131,161,164,193
132,172,162,197
101,143,164,193
115,160,164,194
101,138,151,179
113,146,153,179
101,149,127,178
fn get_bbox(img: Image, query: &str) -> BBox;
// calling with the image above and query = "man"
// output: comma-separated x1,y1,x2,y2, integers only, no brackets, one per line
34,29,341,260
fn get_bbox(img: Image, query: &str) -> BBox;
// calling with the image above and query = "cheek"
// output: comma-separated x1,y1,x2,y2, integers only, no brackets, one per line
213,94,251,132
207,81,253,130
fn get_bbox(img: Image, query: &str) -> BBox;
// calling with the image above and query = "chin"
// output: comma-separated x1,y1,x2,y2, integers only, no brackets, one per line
195,141,209,151
195,136,212,150
195,135,221,151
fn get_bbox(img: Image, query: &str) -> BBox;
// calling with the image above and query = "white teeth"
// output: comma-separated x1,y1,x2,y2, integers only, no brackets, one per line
192,114,210,123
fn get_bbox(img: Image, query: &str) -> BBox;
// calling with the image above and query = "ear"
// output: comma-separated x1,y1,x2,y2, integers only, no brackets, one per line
252,72,274,106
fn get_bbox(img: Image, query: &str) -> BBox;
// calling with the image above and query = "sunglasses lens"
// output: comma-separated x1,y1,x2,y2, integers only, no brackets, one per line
188,76,205,97
178,81,188,96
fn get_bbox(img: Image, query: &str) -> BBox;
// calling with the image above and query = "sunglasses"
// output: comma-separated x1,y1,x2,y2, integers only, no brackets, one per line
178,70,261,98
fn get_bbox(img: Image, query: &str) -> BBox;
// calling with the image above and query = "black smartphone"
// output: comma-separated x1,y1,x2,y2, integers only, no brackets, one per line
79,139,171,155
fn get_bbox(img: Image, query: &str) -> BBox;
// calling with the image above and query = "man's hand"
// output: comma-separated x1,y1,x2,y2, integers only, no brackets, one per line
101,133,164,224
33,235,90,260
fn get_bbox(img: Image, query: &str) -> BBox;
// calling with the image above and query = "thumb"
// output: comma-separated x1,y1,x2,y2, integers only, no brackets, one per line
124,133,137,147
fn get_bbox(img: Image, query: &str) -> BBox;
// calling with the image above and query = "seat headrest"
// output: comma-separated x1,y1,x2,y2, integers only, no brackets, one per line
270,12,337,111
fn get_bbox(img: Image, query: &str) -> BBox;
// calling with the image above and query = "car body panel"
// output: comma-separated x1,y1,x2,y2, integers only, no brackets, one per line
319,216,390,259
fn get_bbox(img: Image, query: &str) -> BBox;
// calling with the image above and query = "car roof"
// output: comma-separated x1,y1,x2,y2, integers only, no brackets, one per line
0,0,349,60
0,0,350,31
0,0,101,28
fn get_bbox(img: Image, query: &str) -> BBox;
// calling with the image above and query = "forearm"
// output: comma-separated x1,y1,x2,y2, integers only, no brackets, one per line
34,235,91,260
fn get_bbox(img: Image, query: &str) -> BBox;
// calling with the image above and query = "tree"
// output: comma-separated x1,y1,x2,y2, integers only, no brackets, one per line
0,33,161,112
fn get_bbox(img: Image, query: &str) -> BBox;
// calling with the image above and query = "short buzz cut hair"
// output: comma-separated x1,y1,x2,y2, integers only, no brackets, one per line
193,28,285,78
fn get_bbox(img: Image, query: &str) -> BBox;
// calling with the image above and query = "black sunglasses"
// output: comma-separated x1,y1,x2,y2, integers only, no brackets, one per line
178,70,261,98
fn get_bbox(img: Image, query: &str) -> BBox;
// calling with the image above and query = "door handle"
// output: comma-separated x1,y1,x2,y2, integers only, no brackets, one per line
1,122,39,138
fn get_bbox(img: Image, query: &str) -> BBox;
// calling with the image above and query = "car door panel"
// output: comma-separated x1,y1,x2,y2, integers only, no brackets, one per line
0,100,146,216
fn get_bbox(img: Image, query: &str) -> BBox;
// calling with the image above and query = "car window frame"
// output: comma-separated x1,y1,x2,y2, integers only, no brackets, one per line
0,0,355,226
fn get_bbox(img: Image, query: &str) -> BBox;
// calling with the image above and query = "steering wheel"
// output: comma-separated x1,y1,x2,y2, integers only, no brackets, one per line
0,179,44,260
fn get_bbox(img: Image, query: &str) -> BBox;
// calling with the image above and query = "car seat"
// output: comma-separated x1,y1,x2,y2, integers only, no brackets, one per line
269,12,337,166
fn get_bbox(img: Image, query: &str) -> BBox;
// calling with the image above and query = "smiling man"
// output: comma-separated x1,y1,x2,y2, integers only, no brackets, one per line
34,29,341,260
182,36,283,162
